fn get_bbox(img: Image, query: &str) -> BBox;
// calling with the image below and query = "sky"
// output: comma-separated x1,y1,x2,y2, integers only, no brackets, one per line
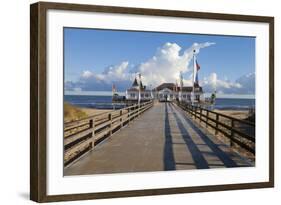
64,27,255,96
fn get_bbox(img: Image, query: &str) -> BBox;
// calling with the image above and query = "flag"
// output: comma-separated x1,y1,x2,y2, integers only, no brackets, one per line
196,60,200,71
193,56,200,87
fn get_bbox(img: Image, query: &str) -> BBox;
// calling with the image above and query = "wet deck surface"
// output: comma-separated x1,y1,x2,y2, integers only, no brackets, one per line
64,103,253,176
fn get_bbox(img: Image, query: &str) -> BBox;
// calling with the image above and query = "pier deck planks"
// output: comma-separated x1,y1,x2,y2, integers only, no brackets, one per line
64,102,253,175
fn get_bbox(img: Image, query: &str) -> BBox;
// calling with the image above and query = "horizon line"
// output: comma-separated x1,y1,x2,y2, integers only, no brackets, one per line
64,90,255,99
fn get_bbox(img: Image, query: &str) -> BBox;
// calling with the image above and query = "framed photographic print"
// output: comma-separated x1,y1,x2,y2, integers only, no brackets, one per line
30,1,274,202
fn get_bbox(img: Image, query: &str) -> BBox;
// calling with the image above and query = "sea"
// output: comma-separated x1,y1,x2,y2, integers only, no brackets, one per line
64,95,255,110
64,95,126,109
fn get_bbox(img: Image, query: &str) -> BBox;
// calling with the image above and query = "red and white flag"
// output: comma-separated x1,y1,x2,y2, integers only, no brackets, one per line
193,56,201,87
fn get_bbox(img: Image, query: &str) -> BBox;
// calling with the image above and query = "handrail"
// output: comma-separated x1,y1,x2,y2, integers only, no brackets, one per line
176,102,255,154
64,102,150,127
183,103,255,127
64,100,154,167
201,107,255,127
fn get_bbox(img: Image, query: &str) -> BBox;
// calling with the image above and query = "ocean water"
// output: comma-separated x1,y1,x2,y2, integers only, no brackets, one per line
64,95,126,109
64,95,255,110
214,98,255,110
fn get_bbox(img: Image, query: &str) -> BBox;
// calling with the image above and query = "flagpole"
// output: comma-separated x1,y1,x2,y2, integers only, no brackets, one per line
192,50,196,105
138,73,141,107
112,83,115,110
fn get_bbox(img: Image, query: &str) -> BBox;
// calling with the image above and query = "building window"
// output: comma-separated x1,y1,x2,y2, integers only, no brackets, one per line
130,93,135,98
159,94,163,98
141,94,144,98
145,94,149,98
183,94,186,98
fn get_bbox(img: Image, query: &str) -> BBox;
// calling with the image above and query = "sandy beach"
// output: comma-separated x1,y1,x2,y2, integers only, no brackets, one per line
213,109,250,120
80,107,111,117
64,102,112,123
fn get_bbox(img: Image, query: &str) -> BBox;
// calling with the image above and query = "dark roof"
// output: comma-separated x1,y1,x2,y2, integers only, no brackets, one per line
132,77,138,87
154,83,202,92
154,83,176,91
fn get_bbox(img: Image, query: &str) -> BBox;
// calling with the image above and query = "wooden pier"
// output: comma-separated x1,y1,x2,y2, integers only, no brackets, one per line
64,101,153,166
64,102,254,175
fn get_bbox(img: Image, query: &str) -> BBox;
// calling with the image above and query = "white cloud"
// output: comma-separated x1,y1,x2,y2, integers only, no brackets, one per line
139,42,215,87
66,42,217,91
65,38,255,95
201,72,255,94
80,61,130,82
81,70,94,79
192,42,216,53
235,72,255,94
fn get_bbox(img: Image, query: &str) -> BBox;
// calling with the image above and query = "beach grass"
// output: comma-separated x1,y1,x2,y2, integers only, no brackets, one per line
64,102,112,123
64,102,88,122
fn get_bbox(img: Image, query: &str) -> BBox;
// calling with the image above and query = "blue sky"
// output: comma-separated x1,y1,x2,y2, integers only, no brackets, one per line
64,27,255,95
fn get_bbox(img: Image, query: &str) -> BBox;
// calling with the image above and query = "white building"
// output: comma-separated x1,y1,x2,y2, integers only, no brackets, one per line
153,83,203,102
125,77,153,101
125,79,203,103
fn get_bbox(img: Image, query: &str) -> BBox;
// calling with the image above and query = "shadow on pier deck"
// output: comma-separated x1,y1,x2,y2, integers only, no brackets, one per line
64,102,253,176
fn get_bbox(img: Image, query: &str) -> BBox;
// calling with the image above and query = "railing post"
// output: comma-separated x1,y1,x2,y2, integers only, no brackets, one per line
120,110,123,128
194,106,197,120
108,113,112,136
230,119,234,146
134,104,137,119
89,118,94,148
127,107,130,123
89,118,94,128
206,110,209,128
200,108,202,123
215,113,219,135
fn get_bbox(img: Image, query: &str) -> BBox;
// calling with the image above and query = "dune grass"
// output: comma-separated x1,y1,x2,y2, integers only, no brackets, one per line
64,102,88,122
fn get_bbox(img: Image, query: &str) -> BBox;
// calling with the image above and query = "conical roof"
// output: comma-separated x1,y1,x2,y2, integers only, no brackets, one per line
132,77,139,87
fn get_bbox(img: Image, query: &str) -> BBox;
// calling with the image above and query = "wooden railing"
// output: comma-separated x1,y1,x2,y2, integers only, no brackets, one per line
64,101,154,167
177,102,255,155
